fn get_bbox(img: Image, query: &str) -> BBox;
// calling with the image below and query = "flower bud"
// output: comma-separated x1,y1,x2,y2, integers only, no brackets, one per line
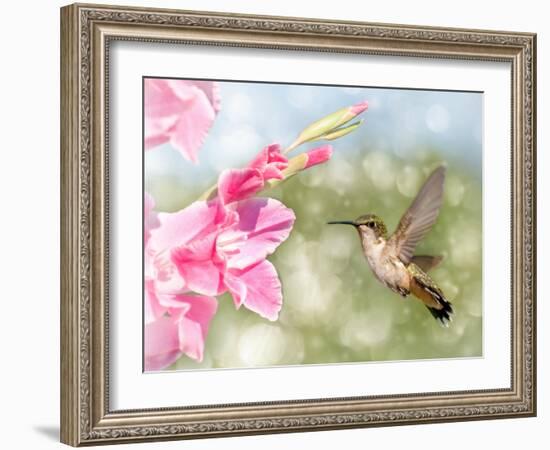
267,145,333,189
291,101,368,149
318,120,363,141
303,145,333,169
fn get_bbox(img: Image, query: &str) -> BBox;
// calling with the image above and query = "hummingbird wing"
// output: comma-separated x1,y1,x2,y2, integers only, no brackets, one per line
410,255,444,272
389,166,446,265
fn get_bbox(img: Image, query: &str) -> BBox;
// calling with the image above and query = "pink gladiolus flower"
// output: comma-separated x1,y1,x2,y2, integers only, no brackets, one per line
144,192,160,246
217,198,295,319
217,168,264,206
303,144,333,169
217,143,288,205
144,196,294,370
144,293,217,371
144,314,182,371
146,200,225,300
144,78,220,162
350,100,369,116
248,143,289,181
223,260,282,320
217,143,332,206
169,197,295,320
144,199,220,370
147,197,294,319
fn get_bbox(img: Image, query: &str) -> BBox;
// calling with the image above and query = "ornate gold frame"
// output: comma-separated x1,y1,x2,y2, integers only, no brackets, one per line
60,3,536,446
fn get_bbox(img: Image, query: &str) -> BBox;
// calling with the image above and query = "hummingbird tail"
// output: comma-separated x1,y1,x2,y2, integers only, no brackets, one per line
425,297,454,326
409,265,454,326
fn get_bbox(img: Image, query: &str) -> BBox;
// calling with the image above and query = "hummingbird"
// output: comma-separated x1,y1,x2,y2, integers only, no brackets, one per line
327,166,453,325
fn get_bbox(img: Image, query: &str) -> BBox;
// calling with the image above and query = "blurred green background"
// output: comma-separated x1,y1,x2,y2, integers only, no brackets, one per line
145,81,483,370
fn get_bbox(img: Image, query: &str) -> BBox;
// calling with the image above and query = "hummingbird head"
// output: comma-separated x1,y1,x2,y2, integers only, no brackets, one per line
327,214,388,240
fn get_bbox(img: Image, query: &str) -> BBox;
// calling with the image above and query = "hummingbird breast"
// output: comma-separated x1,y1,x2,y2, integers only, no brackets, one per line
361,237,410,295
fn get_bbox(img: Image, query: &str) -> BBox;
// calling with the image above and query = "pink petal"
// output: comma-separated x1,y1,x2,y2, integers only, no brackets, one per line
151,258,187,296
148,201,227,297
217,168,264,205
144,78,220,161
247,146,269,172
144,279,169,324
266,144,288,165
248,143,288,181
164,79,198,102
223,273,247,309
144,191,155,218
226,260,283,321
304,144,333,169
144,79,187,117
221,198,295,270
144,315,182,371
248,143,286,170
350,100,369,115
144,294,217,369
173,257,224,296
155,293,192,310
144,192,160,246
262,165,285,181
213,199,239,227
144,79,185,151
171,230,217,261
175,295,218,361
144,133,169,151
168,87,217,163
170,233,225,296
184,80,221,113
148,201,218,254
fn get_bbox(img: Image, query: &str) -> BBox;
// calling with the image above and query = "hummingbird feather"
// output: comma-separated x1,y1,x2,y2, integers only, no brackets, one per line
408,263,453,324
389,166,446,265
410,255,443,272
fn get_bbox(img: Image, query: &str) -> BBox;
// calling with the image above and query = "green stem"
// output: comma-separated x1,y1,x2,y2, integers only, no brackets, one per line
282,139,301,155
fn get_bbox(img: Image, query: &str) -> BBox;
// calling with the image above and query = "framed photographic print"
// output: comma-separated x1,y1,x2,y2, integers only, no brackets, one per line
60,3,536,446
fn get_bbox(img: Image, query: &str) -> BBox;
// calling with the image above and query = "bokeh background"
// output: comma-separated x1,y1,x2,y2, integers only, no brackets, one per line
145,80,483,370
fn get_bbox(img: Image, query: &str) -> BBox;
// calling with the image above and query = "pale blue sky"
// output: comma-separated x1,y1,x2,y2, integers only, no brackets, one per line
145,80,482,186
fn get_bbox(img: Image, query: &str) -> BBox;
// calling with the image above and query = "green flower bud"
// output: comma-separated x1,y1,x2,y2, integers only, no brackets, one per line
290,101,368,150
318,120,363,141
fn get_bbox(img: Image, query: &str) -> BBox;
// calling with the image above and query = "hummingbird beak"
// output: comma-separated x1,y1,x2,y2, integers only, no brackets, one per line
326,220,356,226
